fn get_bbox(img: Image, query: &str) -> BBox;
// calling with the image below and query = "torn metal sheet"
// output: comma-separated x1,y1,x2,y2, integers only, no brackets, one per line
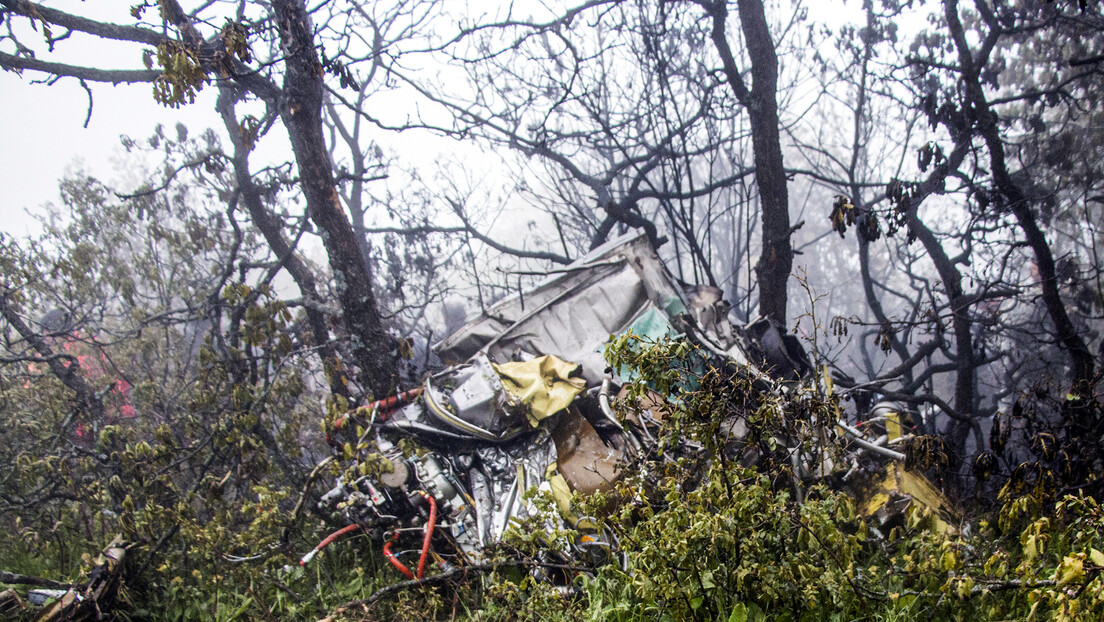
32,536,126,622
551,406,625,498
852,462,959,535
434,232,817,386
435,233,692,386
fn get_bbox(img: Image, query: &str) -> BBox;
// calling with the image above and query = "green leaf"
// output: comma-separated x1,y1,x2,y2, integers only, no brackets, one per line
224,597,253,621
701,569,715,590
728,603,748,622
1054,554,1084,587
1090,548,1104,567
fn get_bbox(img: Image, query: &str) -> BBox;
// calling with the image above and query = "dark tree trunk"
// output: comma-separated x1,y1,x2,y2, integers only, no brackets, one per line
908,213,975,455
705,0,791,324
900,138,977,464
272,0,396,398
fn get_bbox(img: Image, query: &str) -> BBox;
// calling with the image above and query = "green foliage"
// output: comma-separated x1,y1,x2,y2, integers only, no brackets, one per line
153,40,206,107
583,475,868,621
4,206,1102,622
550,337,1103,622
0,173,392,621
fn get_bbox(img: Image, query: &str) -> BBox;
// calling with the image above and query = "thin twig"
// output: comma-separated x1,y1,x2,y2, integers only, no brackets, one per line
281,455,336,545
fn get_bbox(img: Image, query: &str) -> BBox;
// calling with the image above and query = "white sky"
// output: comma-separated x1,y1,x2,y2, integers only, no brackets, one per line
0,75,222,236
0,0,496,238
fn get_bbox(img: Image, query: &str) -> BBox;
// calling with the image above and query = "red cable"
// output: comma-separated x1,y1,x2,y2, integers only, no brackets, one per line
318,523,361,549
381,493,436,580
415,491,437,579
330,387,426,441
383,534,415,580
299,523,361,565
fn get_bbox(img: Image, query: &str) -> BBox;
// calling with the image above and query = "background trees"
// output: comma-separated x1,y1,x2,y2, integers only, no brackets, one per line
0,0,1098,489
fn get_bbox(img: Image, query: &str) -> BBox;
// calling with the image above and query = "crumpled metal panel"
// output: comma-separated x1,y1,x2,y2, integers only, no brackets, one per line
435,233,687,385
471,434,559,545
493,355,587,425
551,407,624,497
852,462,959,535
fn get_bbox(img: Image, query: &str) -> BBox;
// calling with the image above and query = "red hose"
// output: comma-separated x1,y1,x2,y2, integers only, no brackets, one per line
379,492,438,579
369,387,425,421
415,491,437,579
383,534,415,580
299,524,361,565
331,387,426,438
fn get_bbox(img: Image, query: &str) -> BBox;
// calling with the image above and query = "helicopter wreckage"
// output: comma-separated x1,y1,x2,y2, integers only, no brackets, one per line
309,233,957,580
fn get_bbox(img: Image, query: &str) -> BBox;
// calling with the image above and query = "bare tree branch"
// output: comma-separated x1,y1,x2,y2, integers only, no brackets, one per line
0,51,159,84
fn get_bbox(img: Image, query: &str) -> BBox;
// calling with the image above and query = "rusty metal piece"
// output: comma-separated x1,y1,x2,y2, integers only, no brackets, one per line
551,407,624,497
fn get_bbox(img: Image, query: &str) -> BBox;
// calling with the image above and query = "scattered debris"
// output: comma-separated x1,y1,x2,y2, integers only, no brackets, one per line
314,232,955,578
852,462,960,535
0,589,26,618
30,536,126,622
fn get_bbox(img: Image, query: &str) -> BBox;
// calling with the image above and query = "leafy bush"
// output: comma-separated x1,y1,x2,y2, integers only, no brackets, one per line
3,269,1101,621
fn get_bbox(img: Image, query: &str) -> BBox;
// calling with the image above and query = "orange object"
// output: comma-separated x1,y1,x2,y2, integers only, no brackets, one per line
383,534,416,580
299,524,361,566
415,491,437,579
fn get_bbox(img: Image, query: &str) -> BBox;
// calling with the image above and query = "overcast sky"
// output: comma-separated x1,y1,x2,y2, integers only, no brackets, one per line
0,5,480,240
0,73,222,237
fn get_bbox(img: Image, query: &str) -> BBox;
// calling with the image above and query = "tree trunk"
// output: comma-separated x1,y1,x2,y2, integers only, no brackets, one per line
705,0,791,324
900,137,977,465
272,0,395,398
